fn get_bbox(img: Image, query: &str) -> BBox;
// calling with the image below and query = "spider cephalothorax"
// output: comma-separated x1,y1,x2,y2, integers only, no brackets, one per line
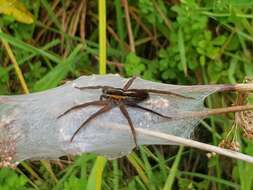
58,77,193,147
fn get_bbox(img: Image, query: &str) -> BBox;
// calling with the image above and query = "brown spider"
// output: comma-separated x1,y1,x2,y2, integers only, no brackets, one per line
58,77,193,147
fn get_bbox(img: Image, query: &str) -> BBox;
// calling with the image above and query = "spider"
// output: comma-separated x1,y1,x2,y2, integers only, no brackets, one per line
58,77,194,147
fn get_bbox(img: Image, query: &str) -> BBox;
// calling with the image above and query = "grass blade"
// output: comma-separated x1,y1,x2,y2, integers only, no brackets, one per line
33,44,83,91
87,156,107,190
0,28,29,94
163,146,184,190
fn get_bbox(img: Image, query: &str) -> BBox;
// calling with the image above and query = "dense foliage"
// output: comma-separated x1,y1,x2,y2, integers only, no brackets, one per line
1,0,253,189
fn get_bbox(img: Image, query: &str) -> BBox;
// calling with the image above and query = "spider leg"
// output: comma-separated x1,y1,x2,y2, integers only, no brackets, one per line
75,85,112,90
125,102,172,119
119,104,138,147
123,77,137,90
71,104,113,142
58,100,107,118
131,89,194,99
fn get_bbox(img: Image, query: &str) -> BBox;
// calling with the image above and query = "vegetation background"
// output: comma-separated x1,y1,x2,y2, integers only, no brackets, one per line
0,0,253,189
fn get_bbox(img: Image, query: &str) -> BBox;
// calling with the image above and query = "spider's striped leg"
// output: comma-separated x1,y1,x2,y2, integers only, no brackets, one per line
71,104,113,142
75,85,112,90
119,104,138,147
123,77,137,90
126,102,172,119
58,100,107,118
132,88,194,99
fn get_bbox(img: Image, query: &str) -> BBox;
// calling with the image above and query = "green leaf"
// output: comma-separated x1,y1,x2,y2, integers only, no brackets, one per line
213,35,226,46
178,27,187,75
207,47,220,59
161,70,176,80
0,0,34,24
0,168,29,190
125,53,145,76
63,176,86,190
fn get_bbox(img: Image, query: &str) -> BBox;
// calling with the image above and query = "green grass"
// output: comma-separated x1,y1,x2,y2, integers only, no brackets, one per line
0,0,253,189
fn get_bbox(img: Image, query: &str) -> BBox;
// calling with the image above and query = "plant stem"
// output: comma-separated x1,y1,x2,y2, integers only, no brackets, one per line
99,0,106,74
179,104,253,118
